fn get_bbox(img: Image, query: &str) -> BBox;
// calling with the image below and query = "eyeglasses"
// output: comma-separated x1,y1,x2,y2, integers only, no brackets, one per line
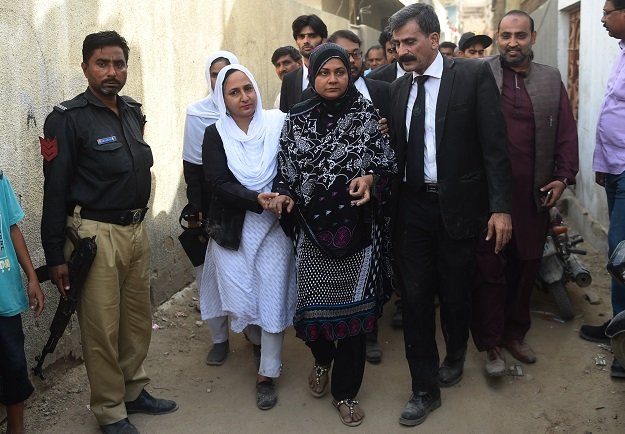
347,50,362,59
603,8,624,17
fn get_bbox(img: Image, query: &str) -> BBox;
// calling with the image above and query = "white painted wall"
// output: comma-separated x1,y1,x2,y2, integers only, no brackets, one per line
575,0,619,234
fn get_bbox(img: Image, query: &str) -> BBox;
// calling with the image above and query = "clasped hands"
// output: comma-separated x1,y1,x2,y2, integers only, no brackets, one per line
257,175,375,218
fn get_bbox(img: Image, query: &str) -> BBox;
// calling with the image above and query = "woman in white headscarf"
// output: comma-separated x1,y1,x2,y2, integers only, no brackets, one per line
200,64,296,411
181,51,238,367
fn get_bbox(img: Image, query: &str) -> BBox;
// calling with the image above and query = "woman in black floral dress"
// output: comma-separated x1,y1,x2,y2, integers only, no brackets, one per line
269,43,395,427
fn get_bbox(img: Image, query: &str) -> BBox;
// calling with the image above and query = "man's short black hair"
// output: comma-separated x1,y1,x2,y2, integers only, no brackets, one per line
271,46,302,65
82,31,130,63
327,29,361,46
378,27,392,47
365,45,384,58
388,3,440,36
292,14,328,40
439,41,457,51
499,10,535,33
613,0,625,9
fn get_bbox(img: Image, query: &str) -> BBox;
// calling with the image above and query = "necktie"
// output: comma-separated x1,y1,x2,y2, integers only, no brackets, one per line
406,75,429,190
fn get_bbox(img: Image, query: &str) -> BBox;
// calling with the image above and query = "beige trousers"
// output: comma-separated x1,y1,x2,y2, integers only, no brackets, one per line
67,208,152,425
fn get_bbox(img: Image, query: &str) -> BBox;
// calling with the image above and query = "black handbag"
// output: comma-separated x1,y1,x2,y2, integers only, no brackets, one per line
178,216,208,267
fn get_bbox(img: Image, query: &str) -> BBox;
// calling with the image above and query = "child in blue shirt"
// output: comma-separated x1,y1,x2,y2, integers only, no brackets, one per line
0,170,44,434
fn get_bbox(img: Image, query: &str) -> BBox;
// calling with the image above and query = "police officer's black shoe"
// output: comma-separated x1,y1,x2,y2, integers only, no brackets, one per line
100,418,139,434
125,389,178,415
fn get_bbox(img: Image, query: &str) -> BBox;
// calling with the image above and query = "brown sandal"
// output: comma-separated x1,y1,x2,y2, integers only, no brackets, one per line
308,363,330,398
332,398,364,427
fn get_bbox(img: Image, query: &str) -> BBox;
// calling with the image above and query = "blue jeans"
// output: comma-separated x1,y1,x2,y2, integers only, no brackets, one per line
606,171,625,316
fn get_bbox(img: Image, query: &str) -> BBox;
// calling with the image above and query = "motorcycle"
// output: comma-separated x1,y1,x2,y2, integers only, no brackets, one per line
606,240,625,367
537,207,592,320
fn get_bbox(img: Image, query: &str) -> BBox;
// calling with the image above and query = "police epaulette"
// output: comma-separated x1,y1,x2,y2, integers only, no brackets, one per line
121,95,142,106
53,97,88,113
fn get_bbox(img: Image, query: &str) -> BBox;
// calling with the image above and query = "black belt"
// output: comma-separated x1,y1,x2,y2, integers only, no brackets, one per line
77,208,148,225
423,183,439,193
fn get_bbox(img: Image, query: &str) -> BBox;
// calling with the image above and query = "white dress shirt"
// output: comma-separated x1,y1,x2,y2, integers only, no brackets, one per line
354,77,372,102
404,52,443,183
301,64,309,91
396,62,407,79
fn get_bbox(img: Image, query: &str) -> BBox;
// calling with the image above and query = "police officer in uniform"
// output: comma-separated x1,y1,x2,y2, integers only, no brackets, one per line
41,31,177,434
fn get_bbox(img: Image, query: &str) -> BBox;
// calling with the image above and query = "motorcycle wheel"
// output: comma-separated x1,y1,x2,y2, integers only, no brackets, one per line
612,333,625,368
548,281,575,321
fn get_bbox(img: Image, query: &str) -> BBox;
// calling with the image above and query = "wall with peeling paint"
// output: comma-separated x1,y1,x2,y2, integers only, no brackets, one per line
0,0,379,379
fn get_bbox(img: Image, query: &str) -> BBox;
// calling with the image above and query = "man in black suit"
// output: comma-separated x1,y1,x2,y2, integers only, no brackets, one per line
279,14,327,112
368,27,406,83
387,4,512,427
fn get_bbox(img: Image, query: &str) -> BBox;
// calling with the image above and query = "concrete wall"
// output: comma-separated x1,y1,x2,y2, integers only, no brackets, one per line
531,0,559,67
559,0,618,252
0,0,379,377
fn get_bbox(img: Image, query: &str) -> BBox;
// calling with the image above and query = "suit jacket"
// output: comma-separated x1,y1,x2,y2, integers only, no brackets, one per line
363,77,391,120
279,68,304,112
368,61,400,83
299,77,390,119
389,57,512,240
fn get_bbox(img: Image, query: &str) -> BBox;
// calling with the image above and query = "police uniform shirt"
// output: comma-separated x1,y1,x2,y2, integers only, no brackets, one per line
41,88,153,266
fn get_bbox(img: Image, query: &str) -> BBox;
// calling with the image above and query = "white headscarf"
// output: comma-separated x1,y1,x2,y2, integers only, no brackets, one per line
213,64,286,192
182,51,239,164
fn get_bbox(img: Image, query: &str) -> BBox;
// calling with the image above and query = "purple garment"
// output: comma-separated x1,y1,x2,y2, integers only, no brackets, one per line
594,40,625,175
501,67,549,259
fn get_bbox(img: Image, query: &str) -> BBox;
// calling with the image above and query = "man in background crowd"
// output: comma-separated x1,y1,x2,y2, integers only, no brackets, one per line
368,27,407,83
271,46,302,108
458,31,492,58
279,14,327,112
364,44,388,75
439,41,457,58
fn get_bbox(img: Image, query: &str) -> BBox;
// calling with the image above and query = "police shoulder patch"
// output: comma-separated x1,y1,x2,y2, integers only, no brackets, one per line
53,96,88,113
40,137,58,162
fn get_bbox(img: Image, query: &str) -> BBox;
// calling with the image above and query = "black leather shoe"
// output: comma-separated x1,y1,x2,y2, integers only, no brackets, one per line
256,380,278,410
125,390,178,415
398,391,441,426
580,320,611,344
100,418,139,434
438,358,464,387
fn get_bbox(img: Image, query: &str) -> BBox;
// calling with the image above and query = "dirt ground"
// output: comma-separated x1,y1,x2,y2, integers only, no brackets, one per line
4,239,625,434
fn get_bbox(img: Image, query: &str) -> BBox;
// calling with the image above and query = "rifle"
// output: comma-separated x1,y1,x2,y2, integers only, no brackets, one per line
33,227,97,379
